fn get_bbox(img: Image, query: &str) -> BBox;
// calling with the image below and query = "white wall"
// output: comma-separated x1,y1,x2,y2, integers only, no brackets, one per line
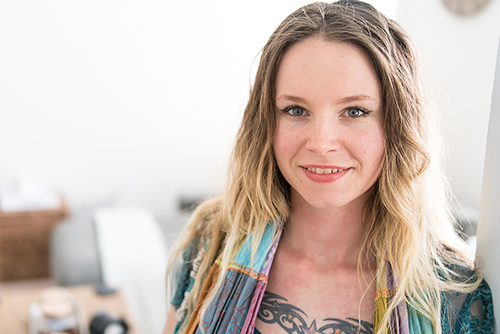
397,0,500,210
476,32,500,334
0,0,396,219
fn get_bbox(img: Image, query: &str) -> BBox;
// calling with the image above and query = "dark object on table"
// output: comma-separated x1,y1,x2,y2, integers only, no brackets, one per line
90,312,129,334
94,283,117,296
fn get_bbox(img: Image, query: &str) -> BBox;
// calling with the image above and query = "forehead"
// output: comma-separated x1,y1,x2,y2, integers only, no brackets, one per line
275,38,381,105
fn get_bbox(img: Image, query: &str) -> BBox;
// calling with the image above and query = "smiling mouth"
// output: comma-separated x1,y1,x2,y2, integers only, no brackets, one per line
306,167,347,174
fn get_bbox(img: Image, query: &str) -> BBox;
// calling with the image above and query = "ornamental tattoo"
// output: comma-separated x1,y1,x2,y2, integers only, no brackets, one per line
257,291,373,334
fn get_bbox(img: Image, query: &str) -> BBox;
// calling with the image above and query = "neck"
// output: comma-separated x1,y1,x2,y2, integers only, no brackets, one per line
282,192,370,268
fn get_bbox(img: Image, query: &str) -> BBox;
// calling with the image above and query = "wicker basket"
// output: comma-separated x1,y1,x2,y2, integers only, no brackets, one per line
0,202,68,281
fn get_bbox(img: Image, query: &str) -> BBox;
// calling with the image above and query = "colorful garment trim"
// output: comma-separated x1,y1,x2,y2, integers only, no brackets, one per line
196,220,282,334
176,246,207,322
175,222,494,334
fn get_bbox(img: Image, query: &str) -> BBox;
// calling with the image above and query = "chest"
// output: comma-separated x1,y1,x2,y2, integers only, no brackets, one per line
254,254,375,334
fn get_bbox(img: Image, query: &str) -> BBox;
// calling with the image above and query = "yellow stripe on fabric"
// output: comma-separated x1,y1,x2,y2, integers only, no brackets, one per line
227,262,269,282
374,294,389,334
214,258,270,282
374,261,389,334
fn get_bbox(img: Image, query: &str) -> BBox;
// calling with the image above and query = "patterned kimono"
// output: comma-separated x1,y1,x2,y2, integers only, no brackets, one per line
171,223,494,334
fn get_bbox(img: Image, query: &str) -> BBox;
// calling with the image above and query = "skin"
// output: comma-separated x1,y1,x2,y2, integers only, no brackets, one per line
163,37,385,334
272,38,385,215
257,292,373,334
163,306,177,334
256,37,385,334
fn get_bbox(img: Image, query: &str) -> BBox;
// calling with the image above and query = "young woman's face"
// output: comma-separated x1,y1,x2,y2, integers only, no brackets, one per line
273,38,385,212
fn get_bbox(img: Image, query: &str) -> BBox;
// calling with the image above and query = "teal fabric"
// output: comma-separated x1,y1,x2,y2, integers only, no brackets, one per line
408,305,434,333
232,224,276,269
171,238,200,310
196,222,281,334
442,279,494,334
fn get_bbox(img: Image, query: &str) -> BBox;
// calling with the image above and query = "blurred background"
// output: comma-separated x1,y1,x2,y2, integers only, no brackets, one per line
1,0,499,221
0,0,499,333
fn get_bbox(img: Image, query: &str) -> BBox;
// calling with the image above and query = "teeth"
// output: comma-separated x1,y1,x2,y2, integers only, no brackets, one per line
307,168,345,174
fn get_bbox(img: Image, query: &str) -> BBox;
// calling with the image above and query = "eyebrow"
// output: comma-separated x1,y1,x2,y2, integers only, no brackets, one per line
275,95,307,104
336,94,377,104
275,94,377,105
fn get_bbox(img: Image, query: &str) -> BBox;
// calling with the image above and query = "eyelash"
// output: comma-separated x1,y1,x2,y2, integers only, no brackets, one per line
280,105,371,118
345,106,370,118
281,105,307,116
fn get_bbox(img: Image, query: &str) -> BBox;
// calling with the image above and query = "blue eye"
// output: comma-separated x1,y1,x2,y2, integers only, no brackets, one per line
346,107,367,118
284,106,305,116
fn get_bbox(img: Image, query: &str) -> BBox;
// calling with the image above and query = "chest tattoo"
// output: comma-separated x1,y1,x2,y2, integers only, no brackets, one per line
257,291,373,334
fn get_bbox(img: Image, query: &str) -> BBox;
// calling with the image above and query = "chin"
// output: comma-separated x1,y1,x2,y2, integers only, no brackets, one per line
302,195,353,210
294,189,372,212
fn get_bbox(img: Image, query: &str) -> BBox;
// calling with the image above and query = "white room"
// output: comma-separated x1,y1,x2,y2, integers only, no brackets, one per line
0,0,499,333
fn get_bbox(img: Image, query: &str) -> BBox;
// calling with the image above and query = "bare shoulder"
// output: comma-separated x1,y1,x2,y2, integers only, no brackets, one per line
163,305,178,334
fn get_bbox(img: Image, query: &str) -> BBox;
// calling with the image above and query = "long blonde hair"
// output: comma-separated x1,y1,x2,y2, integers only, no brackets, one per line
167,1,479,333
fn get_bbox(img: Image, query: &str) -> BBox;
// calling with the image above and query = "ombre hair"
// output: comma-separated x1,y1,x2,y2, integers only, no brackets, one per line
166,2,479,333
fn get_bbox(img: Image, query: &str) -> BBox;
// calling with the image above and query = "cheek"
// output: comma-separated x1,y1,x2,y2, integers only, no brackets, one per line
362,126,385,172
347,122,385,171
273,124,297,165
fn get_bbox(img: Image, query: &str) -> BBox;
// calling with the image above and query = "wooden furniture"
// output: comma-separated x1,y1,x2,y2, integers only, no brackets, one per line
0,279,140,334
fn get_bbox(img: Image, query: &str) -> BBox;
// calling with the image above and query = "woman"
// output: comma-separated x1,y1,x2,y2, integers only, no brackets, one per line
163,1,494,334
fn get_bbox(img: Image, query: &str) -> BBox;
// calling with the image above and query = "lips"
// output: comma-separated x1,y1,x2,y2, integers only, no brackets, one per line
302,166,350,183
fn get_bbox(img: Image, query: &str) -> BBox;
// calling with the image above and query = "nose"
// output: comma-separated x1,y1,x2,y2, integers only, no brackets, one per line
305,117,342,156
